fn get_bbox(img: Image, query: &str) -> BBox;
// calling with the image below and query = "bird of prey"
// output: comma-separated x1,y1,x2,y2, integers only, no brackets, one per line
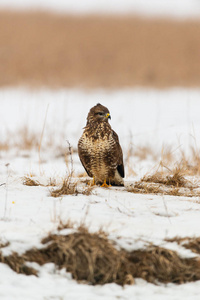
78,103,124,186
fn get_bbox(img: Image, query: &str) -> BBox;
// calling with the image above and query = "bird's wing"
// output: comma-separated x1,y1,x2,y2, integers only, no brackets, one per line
78,139,93,178
112,130,125,178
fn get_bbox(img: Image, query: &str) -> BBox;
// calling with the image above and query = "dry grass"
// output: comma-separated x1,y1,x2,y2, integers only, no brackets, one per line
166,237,200,255
0,128,39,152
1,225,200,285
0,127,66,153
0,142,10,151
22,139,93,196
23,177,40,186
0,11,200,88
50,177,93,197
50,141,93,197
23,176,57,187
15,128,39,150
142,168,189,188
0,241,9,249
179,148,200,176
127,165,200,197
132,145,158,162
125,142,162,177
50,177,78,197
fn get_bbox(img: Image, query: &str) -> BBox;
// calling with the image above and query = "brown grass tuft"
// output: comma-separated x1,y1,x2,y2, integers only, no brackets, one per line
50,177,93,197
1,226,200,285
50,177,78,197
23,177,40,186
23,176,57,187
127,165,200,197
142,168,189,188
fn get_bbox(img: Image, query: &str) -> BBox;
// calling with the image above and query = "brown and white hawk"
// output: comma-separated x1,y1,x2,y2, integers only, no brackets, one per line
78,103,124,186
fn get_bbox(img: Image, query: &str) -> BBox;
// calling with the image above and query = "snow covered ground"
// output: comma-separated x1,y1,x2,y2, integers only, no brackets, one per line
1,88,200,154
1,88,200,299
0,0,200,19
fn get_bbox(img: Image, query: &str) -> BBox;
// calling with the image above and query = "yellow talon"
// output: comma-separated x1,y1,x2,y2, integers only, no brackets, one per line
101,179,111,188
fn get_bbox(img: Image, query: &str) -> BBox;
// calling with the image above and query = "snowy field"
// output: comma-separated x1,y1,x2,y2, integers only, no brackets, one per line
1,88,200,299
0,0,200,19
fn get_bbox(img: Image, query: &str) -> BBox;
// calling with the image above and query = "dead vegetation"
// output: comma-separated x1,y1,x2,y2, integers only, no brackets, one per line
0,128,40,152
179,148,200,176
142,168,189,188
132,144,158,162
166,237,200,255
50,177,78,197
50,177,93,197
50,141,93,197
0,126,74,156
23,176,56,187
0,241,9,249
15,127,39,150
23,174,93,196
23,177,40,186
1,12,200,88
127,164,200,197
1,225,200,285
22,141,93,196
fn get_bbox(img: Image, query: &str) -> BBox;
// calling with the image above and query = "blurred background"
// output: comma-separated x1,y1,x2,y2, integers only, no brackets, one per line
0,0,200,89
1,0,200,177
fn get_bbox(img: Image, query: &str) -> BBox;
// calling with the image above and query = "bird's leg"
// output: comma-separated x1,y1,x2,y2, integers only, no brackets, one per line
88,176,96,186
101,179,111,188
92,176,95,186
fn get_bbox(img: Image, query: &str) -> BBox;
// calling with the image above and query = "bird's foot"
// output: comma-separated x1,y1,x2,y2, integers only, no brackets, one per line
101,179,111,188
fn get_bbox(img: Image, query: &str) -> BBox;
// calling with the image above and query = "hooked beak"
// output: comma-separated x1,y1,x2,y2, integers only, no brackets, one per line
106,113,111,120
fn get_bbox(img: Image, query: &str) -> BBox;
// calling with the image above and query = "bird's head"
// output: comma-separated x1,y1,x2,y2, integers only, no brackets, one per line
87,103,111,125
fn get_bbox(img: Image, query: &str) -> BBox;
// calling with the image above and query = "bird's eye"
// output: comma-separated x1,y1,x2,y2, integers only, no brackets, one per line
97,112,103,116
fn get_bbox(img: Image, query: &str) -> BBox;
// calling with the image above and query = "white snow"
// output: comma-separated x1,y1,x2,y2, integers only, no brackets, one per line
1,88,200,154
1,87,200,299
0,0,200,19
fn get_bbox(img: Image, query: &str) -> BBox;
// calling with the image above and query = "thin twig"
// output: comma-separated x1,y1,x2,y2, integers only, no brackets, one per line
38,104,49,174
66,140,74,179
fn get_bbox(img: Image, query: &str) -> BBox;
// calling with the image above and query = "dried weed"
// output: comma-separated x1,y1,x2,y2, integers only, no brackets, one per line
1,225,200,286
0,252,38,276
23,176,57,187
0,241,9,249
126,246,200,284
50,177,78,197
133,145,157,161
127,164,200,197
50,141,93,197
23,177,40,186
50,177,93,197
166,237,200,255
1,12,200,88
179,148,200,176
16,127,39,150
142,168,189,188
